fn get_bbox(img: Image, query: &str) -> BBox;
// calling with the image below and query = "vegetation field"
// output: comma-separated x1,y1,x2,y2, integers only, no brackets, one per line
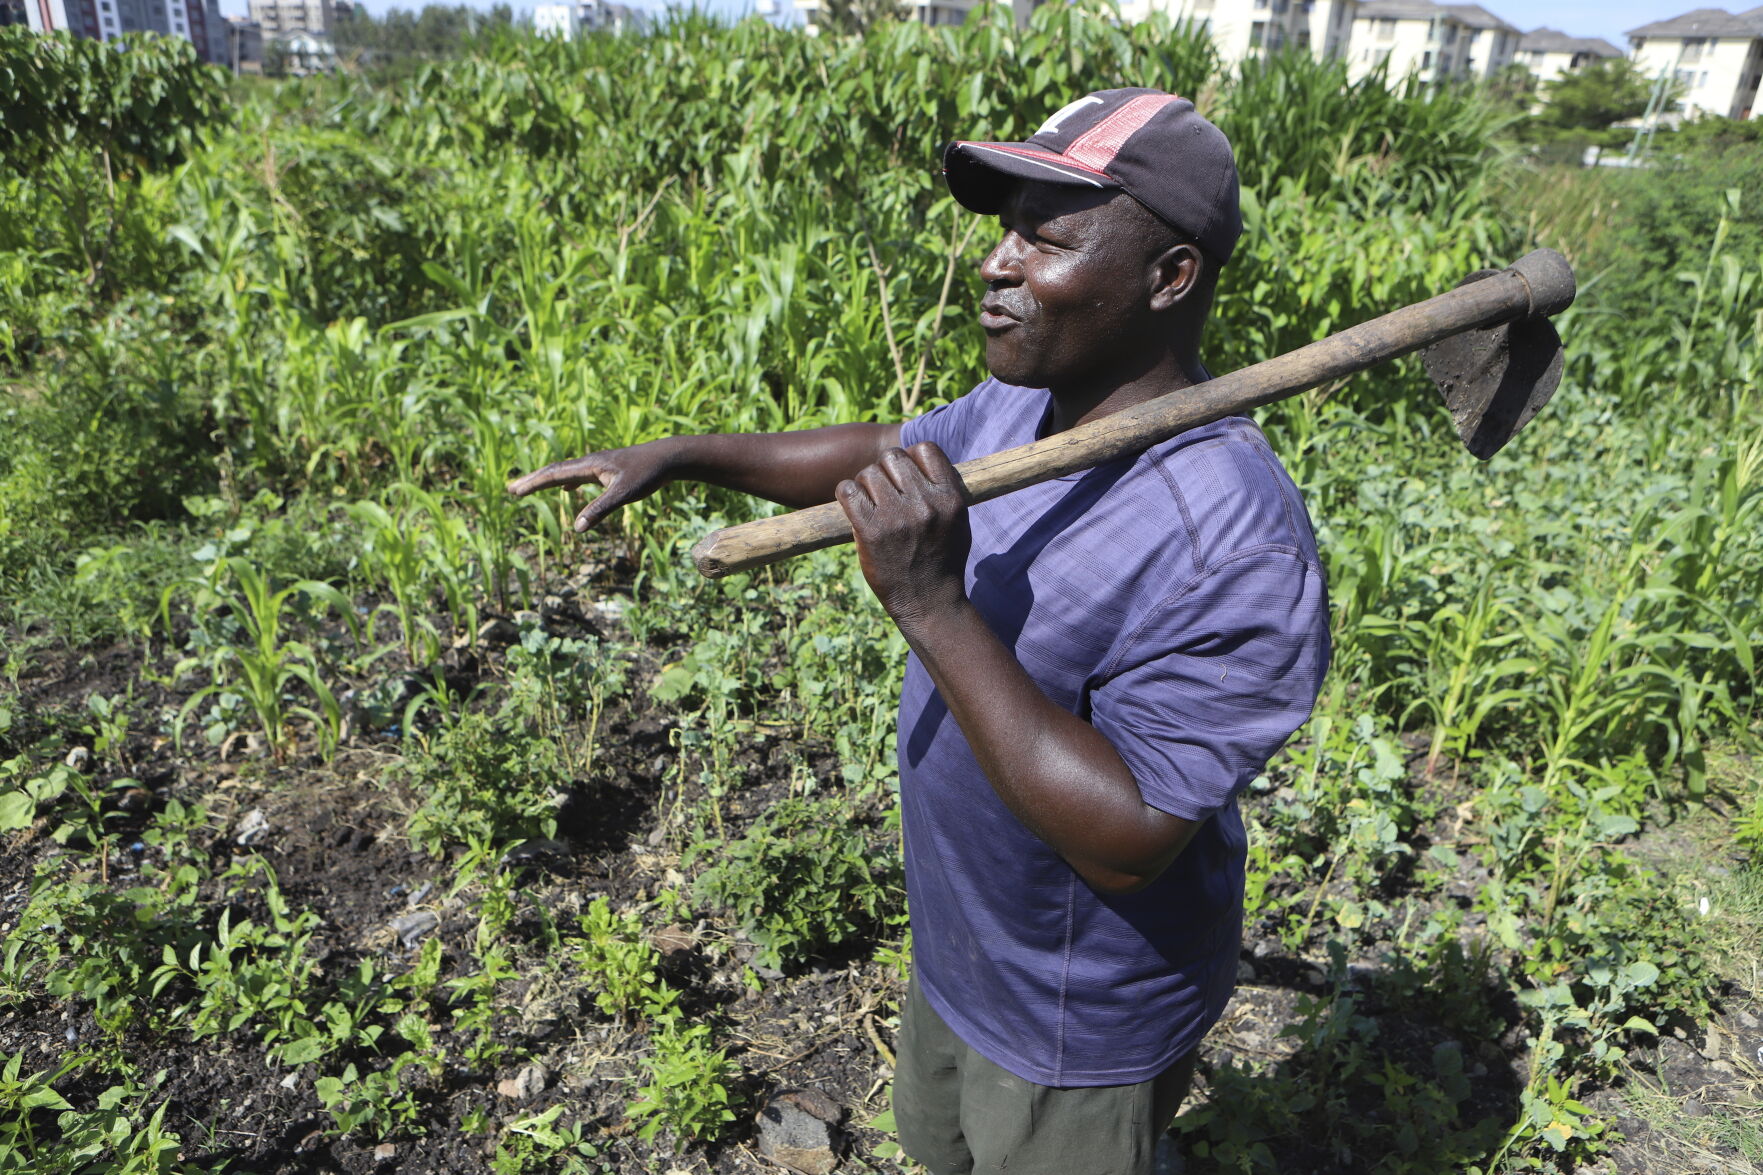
2,9,1761,1173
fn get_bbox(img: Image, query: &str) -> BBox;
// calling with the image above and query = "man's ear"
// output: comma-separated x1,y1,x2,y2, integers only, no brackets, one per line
1148,242,1204,312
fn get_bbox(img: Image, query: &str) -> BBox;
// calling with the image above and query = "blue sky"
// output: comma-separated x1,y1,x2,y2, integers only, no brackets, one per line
215,1,1696,55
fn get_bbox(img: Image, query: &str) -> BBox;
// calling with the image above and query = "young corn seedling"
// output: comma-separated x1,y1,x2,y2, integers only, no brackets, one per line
171,556,358,762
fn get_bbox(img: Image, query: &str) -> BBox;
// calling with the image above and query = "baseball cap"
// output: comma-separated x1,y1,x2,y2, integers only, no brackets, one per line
942,88,1243,265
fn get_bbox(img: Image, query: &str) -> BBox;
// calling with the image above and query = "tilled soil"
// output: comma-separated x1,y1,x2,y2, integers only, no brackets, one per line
2,555,1759,1174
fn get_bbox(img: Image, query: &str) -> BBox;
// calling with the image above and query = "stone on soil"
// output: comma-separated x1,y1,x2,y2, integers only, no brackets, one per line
497,1063,548,1101
756,1088,841,1175
390,911,438,948
234,808,271,846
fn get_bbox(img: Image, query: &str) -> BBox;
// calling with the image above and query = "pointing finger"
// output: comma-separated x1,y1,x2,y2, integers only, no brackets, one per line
507,457,602,497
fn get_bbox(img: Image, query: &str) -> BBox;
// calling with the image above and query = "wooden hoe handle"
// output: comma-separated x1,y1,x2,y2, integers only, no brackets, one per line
691,248,1575,579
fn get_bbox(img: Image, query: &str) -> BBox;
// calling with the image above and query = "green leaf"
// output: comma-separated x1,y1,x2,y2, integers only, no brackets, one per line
0,790,34,831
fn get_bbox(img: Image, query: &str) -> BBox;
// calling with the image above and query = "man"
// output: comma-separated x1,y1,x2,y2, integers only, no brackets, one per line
509,89,1329,1174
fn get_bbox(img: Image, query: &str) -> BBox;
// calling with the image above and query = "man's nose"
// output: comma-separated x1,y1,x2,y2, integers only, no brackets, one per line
979,234,1022,284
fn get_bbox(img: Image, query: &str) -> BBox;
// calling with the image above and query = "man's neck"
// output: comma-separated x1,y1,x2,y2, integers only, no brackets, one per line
1045,349,1211,434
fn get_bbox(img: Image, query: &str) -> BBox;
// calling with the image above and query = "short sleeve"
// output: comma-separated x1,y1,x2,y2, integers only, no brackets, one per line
1089,548,1331,822
899,380,996,466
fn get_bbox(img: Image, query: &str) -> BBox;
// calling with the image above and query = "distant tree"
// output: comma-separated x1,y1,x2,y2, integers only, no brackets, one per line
1485,61,1537,115
332,3,516,76
1536,58,1652,133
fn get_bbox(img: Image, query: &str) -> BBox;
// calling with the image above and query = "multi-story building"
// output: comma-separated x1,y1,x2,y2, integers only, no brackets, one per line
1514,27,1624,87
531,0,647,36
1627,7,1763,120
1448,3,1518,77
1343,0,1514,83
533,2,576,37
1307,0,1360,57
245,0,344,38
1114,0,1313,57
225,14,263,71
1347,0,1458,81
25,0,227,62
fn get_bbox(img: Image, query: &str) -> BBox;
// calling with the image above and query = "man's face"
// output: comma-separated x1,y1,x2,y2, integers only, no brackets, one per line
977,183,1159,390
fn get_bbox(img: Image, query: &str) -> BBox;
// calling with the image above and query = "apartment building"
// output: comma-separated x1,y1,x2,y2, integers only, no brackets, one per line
1115,0,1312,56
226,14,263,71
1449,4,1518,77
247,0,327,37
1515,27,1624,86
533,0,647,37
1346,0,1515,83
1628,7,1763,119
25,0,227,62
1308,0,1359,57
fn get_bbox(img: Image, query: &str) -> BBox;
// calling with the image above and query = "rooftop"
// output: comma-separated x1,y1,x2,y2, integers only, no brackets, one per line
1518,26,1623,55
1626,6,1763,38
1443,3,1519,31
1355,0,1454,20
1354,0,1518,28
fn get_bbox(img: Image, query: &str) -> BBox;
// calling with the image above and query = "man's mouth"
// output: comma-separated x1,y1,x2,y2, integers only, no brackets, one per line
979,299,1020,331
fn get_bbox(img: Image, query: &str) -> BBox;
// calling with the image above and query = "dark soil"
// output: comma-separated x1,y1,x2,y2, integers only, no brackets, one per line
2,544,1758,1174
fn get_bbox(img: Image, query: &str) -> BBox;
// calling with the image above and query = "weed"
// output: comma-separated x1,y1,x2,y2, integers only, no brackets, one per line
572,898,679,1023
691,793,900,971
625,1020,738,1144
404,710,567,854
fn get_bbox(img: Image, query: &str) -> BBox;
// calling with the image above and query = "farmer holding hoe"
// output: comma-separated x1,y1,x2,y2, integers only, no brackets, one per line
510,90,1330,1174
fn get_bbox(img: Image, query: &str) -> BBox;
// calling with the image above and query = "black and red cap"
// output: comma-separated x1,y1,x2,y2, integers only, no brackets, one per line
942,87,1243,265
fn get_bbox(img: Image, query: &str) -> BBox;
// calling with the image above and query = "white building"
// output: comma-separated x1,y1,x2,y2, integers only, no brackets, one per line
1448,3,1518,78
1515,26,1624,87
1347,0,1459,82
26,0,227,62
1115,0,1315,58
1308,0,1360,57
532,0,647,36
533,2,576,37
1344,0,1513,83
246,0,334,37
1627,7,1763,120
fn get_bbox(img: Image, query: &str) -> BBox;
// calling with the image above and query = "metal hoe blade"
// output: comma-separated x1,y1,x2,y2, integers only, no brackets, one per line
1422,269,1566,461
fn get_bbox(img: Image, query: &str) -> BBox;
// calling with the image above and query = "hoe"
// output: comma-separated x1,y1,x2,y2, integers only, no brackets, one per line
691,248,1575,579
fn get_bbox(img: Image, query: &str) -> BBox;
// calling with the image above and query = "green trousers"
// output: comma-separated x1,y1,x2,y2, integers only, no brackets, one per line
893,973,1197,1175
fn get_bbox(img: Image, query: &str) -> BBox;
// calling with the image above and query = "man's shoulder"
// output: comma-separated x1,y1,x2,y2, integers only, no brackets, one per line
1140,416,1320,574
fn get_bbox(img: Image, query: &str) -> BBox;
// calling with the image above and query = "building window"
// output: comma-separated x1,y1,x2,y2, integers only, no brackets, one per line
1250,19,1264,46
1375,17,1393,39
1421,50,1432,68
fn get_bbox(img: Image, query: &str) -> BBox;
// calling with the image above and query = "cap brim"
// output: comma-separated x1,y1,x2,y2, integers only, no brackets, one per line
942,141,1118,214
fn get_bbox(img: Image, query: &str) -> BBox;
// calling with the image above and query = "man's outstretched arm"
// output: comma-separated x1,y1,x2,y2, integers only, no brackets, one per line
837,443,1199,896
508,423,904,531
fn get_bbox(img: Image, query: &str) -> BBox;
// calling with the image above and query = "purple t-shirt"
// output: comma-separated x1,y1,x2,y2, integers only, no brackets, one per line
897,378,1330,1088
